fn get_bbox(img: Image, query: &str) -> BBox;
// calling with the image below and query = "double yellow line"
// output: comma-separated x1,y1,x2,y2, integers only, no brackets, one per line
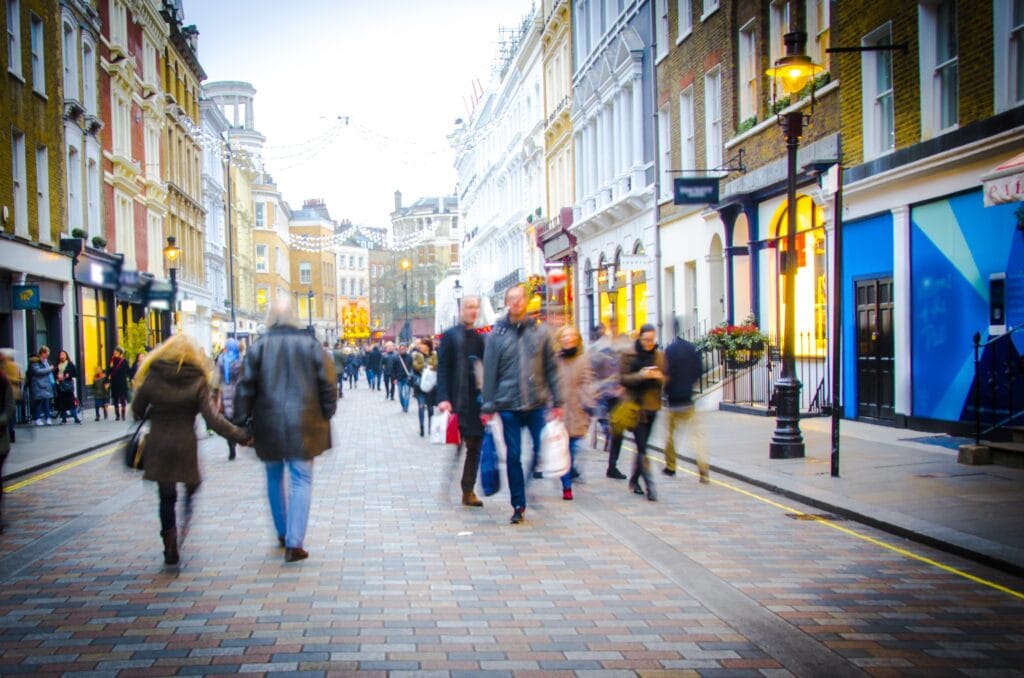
660,459,1024,601
4,444,118,492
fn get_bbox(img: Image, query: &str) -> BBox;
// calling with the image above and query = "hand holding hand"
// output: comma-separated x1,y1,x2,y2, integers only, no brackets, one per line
437,400,452,413
547,407,564,421
480,413,494,426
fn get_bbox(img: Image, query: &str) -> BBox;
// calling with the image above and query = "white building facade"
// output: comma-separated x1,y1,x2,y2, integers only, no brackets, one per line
451,7,546,314
570,0,657,339
199,98,230,351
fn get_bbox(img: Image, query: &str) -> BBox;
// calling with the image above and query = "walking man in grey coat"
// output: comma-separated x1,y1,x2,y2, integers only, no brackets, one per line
234,297,338,562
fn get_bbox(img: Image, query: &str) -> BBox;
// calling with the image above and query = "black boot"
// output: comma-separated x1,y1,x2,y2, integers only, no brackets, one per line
161,529,179,565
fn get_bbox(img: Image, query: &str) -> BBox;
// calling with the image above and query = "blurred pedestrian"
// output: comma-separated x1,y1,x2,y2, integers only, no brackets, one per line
331,342,346,398
555,325,594,501
234,296,338,563
590,325,628,478
54,350,82,424
663,333,707,482
481,285,563,524
366,343,382,390
27,346,55,426
619,324,665,501
0,362,14,533
1,349,23,437
395,343,413,412
131,334,250,565
212,338,243,461
107,347,130,421
411,337,438,437
437,295,486,508
381,341,398,401
345,348,360,389
91,366,108,421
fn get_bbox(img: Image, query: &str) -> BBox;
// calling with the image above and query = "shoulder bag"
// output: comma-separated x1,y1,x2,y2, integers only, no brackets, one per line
123,410,150,470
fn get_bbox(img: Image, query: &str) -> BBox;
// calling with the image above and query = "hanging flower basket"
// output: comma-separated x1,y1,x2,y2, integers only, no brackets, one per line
696,315,769,367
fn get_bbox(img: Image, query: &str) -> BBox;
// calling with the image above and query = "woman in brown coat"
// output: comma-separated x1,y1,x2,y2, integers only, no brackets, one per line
131,334,249,564
619,324,666,501
555,325,594,500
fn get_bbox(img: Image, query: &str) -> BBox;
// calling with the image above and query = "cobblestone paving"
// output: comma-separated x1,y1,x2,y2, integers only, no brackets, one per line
1,387,1023,677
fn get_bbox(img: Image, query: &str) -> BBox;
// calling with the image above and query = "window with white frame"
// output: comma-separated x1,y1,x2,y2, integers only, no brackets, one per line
255,244,268,272
115,191,135,267
141,35,158,90
11,129,27,236
658,103,672,200
862,22,895,160
82,40,96,114
701,0,719,20
738,21,758,124
678,0,692,41
86,158,99,236
704,67,723,170
30,13,43,93
144,122,160,181
299,262,312,285
35,146,49,242
679,87,696,172
67,147,81,232
62,20,78,100
255,202,265,227
7,0,20,78
112,91,131,156
656,0,669,61
995,0,1024,112
108,0,127,52
919,0,958,137
147,214,162,275
806,0,831,71
770,0,790,64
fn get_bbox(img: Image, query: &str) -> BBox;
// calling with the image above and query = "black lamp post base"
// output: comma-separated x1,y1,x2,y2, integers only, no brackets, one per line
770,377,805,459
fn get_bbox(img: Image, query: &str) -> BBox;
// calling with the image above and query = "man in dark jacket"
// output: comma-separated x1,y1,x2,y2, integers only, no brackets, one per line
380,341,397,400
663,334,707,482
234,296,338,562
331,342,346,398
366,344,382,390
481,285,563,524
395,344,413,412
437,296,486,508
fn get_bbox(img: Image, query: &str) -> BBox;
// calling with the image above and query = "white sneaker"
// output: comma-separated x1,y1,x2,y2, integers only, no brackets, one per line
45,418,53,426
34,420,43,427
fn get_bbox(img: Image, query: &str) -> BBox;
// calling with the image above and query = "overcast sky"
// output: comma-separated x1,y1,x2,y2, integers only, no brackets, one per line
183,0,534,228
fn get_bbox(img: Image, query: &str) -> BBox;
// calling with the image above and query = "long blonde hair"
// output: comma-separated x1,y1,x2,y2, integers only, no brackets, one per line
132,333,210,387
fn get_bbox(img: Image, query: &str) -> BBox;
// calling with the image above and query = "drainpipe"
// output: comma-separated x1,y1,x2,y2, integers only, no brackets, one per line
650,0,664,344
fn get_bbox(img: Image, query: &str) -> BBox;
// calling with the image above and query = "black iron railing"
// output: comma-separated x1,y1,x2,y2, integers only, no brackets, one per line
718,331,830,414
677,319,724,394
972,323,1024,445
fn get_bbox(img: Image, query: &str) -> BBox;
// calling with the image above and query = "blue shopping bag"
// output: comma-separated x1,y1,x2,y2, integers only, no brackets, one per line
480,429,501,496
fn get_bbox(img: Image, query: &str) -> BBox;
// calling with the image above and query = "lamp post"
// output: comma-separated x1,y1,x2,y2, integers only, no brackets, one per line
307,288,315,337
766,31,821,460
453,278,463,325
400,257,411,342
163,235,181,339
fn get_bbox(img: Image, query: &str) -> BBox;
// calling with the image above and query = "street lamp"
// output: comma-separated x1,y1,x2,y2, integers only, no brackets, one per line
163,235,181,338
453,278,463,324
307,288,315,336
400,257,411,342
766,31,821,460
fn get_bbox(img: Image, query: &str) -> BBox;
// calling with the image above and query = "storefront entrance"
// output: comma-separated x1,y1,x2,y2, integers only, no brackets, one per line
856,277,895,421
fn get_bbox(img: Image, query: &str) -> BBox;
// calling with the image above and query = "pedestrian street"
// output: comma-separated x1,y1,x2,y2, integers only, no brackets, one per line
1,385,1023,677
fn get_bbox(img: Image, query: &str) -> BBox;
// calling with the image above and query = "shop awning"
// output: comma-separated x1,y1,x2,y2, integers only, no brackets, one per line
982,150,1024,206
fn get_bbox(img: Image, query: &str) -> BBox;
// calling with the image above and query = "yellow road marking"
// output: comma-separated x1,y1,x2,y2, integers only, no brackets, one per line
647,453,1024,601
4,445,118,492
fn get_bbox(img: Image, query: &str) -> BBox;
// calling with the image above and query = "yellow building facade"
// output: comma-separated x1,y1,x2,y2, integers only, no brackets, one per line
252,177,291,319
288,199,337,343
229,160,257,330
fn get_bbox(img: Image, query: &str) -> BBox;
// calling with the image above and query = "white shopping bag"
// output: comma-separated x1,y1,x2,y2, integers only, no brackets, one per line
539,419,571,478
487,415,507,462
430,410,448,445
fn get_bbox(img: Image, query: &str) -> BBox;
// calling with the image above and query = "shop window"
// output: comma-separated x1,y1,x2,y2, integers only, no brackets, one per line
769,194,827,355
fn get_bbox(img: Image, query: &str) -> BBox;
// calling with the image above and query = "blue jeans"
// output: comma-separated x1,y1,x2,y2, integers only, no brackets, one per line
366,368,376,388
264,459,314,549
561,436,582,490
398,381,411,411
499,408,547,510
32,398,52,422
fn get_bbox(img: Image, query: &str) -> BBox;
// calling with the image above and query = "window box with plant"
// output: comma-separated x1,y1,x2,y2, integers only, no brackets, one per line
696,315,769,368
91,235,107,250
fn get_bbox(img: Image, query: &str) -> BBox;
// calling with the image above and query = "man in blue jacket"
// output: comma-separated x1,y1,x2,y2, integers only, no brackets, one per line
663,334,707,482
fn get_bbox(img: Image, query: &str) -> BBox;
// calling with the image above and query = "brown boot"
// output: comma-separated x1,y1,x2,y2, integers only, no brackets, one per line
161,529,179,565
462,492,483,507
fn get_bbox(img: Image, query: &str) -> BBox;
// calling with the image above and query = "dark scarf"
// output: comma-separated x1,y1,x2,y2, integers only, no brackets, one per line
560,346,579,358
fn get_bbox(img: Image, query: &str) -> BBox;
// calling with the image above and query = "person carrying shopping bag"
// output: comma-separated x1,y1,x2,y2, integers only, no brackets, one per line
618,324,666,501
554,325,595,501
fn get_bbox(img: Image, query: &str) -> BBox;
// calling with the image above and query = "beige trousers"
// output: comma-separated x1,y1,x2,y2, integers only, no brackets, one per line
663,405,708,477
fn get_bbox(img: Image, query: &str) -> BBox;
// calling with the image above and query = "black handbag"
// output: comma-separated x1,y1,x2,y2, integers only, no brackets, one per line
123,412,150,470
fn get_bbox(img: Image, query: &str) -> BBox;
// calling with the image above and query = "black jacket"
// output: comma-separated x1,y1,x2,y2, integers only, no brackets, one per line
367,347,382,371
664,337,702,407
437,324,485,434
234,326,338,461
481,315,561,414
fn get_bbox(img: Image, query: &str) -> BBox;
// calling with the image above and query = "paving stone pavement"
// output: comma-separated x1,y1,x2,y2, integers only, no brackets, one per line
1,385,1023,677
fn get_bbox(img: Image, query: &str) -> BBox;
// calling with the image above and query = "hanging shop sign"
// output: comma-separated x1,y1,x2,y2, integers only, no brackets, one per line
12,284,40,310
674,177,719,205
